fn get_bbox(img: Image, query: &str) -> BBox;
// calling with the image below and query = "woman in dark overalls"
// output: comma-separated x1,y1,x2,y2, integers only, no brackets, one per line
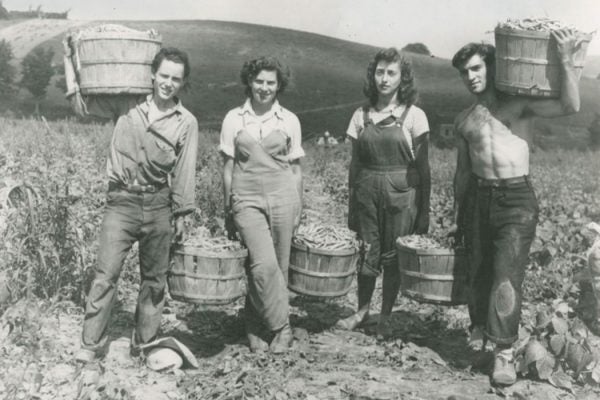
220,57,304,353
336,48,431,338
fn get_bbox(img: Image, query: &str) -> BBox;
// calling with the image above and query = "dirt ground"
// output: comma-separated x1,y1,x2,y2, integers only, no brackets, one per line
2,278,600,400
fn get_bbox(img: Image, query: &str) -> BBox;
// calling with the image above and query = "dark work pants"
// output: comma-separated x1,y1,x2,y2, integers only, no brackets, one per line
463,177,538,345
82,187,172,349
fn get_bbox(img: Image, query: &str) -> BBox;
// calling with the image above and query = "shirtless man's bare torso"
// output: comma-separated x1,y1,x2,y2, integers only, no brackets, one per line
450,29,581,386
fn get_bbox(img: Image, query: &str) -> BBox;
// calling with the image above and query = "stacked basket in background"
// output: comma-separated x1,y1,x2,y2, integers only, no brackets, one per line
64,24,162,95
494,18,594,98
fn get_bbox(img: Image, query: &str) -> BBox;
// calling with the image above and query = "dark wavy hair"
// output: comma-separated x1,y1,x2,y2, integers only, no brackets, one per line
240,56,291,98
151,47,191,90
363,48,417,107
451,43,495,74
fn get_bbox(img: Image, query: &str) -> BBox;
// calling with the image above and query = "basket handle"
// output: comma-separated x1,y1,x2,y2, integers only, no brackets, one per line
63,35,80,97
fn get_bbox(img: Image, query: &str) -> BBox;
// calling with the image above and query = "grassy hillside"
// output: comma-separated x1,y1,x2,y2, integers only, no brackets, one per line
11,20,600,145
34,20,471,137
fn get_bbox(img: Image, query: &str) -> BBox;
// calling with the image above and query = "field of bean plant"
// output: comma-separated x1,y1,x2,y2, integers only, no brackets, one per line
2,117,600,399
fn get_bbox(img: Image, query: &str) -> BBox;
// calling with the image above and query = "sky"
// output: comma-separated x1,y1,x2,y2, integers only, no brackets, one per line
4,0,600,58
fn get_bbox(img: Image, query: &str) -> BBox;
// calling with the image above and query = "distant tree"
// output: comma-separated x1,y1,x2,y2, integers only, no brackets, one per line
20,47,55,115
0,1,9,19
402,43,431,56
597,72,600,80
0,40,16,95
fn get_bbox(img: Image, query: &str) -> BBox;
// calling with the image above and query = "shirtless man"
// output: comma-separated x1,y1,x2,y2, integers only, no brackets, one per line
451,29,581,386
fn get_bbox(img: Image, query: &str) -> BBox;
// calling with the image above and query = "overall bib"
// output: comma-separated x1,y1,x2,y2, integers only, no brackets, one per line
231,118,301,331
353,107,420,276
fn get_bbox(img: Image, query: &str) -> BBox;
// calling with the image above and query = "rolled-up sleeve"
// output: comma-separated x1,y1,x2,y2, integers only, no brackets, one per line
410,107,430,138
218,110,237,158
286,113,305,160
345,108,362,140
171,116,199,216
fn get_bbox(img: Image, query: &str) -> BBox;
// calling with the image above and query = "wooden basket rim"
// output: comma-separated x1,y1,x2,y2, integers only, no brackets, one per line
291,241,358,256
395,241,465,256
73,32,162,43
494,27,594,41
173,244,248,258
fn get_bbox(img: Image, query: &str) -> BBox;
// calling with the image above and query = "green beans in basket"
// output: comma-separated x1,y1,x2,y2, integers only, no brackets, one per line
183,226,245,255
293,222,360,251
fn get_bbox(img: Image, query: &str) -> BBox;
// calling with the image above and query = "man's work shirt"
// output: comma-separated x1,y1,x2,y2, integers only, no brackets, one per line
85,94,199,215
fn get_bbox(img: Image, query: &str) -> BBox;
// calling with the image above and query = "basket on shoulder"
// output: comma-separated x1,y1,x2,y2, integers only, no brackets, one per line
494,17,595,98
64,24,162,96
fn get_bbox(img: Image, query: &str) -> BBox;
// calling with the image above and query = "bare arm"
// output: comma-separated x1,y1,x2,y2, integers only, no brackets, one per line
414,132,431,234
291,160,303,228
348,138,361,231
453,128,471,227
523,28,582,118
222,156,234,213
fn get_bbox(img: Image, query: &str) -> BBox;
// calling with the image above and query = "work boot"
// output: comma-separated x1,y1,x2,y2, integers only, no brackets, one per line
270,323,293,354
335,310,369,331
491,348,517,386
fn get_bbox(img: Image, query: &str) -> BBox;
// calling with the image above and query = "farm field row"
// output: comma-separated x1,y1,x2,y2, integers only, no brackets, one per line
2,117,600,398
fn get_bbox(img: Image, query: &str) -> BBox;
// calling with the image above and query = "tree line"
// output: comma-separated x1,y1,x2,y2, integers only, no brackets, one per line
0,40,55,115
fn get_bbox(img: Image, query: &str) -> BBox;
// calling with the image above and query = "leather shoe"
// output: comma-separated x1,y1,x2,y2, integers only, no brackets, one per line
247,331,269,353
270,323,293,354
335,311,368,331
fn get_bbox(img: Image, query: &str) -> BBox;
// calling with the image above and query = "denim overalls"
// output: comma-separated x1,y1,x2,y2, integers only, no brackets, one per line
231,119,301,331
353,106,420,276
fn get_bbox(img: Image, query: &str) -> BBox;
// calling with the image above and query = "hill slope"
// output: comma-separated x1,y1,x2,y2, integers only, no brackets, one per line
5,19,600,143
35,20,471,136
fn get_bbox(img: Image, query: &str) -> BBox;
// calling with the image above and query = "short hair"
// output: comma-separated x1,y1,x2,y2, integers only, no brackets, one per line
151,47,191,80
240,56,291,98
363,47,417,107
451,43,495,72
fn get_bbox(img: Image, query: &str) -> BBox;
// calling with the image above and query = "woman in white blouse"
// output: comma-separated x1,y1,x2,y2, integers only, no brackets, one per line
336,48,431,338
220,57,304,353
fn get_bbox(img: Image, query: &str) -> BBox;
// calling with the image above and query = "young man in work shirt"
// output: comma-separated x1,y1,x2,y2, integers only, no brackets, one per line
65,47,199,363
451,29,581,385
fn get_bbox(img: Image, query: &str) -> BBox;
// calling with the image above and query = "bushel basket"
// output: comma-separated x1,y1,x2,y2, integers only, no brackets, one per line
397,239,469,305
168,245,247,305
288,242,359,298
67,24,162,95
494,27,593,98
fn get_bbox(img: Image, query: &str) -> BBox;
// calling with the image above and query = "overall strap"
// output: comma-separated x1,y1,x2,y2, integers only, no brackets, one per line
395,105,411,127
362,104,372,126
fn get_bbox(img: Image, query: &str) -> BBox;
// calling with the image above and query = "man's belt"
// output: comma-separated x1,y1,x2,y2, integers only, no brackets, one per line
108,181,168,193
472,174,529,188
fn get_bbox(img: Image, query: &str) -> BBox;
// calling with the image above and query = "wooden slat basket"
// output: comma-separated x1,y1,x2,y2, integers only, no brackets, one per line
494,27,593,98
397,238,469,306
69,25,162,95
168,245,247,305
288,242,359,298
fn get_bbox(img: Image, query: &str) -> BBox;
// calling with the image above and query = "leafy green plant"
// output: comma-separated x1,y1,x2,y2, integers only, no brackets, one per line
20,47,55,115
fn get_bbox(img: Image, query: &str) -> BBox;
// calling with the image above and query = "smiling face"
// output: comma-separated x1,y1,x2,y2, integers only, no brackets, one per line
374,61,402,98
458,54,489,95
151,59,186,105
250,69,279,108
